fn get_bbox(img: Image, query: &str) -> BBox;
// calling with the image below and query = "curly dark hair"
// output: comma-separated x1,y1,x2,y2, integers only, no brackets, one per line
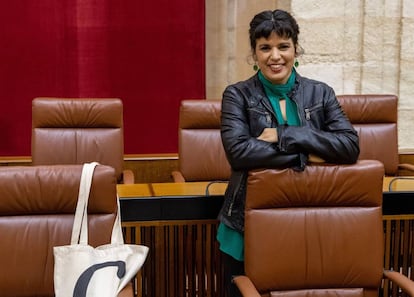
249,9,300,52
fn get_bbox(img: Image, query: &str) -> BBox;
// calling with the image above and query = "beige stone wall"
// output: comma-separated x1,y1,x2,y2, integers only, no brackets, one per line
206,0,414,151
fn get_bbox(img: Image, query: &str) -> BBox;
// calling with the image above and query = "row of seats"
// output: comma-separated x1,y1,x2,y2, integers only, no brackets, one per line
31,95,414,184
2,95,414,296
2,98,135,296
172,94,414,182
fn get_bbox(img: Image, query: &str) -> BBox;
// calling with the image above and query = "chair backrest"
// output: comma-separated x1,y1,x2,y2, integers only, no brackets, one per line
176,99,231,181
176,95,398,181
31,98,125,182
0,164,117,297
338,94,398,175
244,160,385,297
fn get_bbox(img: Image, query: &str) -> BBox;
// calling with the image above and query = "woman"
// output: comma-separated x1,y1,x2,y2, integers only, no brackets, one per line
217,9,360,296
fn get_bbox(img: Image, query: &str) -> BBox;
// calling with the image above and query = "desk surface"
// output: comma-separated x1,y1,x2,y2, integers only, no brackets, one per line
383,176,414,192
117,181,228,198
118,177,414,198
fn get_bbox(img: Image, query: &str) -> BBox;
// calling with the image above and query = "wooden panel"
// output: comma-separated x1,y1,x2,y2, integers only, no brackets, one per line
399,153,414,176
123,154,179,183
122,220,224,297
382,215,414,297
116,184,153,197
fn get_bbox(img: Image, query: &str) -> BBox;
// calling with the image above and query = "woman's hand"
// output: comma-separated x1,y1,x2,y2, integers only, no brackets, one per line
257,129,325,163
308,154,325,163
257,128,278,143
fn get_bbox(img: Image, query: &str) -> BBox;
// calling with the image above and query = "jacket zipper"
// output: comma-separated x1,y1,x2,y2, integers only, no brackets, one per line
304,108,311,120
304,104,323,121
227,172,246,216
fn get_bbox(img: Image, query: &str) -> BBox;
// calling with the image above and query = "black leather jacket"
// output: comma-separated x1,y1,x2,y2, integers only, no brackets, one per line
218,72,360,232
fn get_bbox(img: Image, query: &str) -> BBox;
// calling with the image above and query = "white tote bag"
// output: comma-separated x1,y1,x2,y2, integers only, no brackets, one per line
54,162,149,297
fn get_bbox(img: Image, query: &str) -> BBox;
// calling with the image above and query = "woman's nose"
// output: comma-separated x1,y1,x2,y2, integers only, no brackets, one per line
270,48,281,60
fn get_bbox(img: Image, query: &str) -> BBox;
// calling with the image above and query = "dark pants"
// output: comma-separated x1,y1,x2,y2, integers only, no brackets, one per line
222,252,245,297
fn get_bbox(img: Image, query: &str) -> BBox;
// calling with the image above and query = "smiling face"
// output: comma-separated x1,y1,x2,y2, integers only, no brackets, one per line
254,31,296,85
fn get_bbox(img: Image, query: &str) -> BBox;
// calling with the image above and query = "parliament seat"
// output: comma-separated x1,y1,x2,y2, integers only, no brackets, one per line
337,94,414,176
31,97,134,184
234,160,414,297
0,164,133,297
171,99,231,182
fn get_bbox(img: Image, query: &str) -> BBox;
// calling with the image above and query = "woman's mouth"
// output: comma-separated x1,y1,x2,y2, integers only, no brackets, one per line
269,64,283,72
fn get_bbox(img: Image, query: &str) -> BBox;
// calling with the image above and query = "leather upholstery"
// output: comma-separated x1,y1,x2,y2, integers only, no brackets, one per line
242,160,385,297
0,164,118,297
31,98,133,183
337,94,399,175
172,99,231,182
173,95,407,182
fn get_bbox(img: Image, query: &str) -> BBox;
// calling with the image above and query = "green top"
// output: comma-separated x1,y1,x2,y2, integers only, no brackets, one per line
258,69,300,126
217,69,300,261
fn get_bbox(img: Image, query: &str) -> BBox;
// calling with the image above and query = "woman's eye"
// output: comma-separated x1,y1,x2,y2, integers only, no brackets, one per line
259,46,270,51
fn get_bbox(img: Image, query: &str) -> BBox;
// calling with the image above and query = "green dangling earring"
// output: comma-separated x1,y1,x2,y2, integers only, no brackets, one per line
253,63,259,71
294,59,299,68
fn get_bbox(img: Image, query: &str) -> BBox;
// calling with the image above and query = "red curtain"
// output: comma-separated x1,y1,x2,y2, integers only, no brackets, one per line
0,0,205,156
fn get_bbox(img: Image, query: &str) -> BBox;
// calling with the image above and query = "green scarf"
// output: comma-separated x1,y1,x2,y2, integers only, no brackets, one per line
258,69,300,126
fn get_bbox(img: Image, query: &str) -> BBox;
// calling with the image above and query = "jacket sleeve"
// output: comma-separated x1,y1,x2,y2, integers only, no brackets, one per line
221,86,303,171
277,86,360,164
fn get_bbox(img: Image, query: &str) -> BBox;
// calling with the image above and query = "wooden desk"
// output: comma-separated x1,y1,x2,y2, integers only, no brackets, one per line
118,182,227,297
151,181,227,196
118,182,226,222
117,183,153,197
383,176,414,192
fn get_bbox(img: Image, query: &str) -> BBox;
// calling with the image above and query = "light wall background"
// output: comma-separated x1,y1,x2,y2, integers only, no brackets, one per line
205,0,414,152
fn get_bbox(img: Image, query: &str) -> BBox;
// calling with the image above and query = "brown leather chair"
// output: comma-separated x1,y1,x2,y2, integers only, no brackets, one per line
172,95,413,182
233,160,414,297
171,99,231,182
0,164,133,297
31,98,134,184
338,94,414,176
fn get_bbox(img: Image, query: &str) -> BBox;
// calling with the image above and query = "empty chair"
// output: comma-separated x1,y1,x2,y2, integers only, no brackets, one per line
171,99,231,182
31,97,134,183
338,94,414,175
233,160,414,297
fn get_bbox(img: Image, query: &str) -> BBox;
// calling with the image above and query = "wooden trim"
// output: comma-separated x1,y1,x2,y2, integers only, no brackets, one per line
124,153,178,161
0,156,32,164
0,154,178,163
399,149,414,154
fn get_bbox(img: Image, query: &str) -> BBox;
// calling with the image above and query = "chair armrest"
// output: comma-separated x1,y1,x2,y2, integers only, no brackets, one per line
122,169,135,184
232,275,261,297
398,163,414,172
117,282,134,297
384,270,414,297
171,171,186,183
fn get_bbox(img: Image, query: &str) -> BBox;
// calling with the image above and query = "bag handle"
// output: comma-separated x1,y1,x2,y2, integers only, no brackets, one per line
110,196,125,244
71,162,99,245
